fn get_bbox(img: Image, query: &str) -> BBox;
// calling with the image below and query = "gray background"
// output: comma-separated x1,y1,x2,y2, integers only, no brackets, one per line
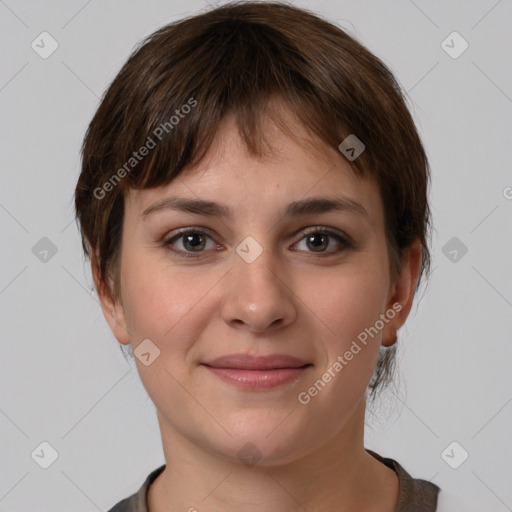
1,0,511,510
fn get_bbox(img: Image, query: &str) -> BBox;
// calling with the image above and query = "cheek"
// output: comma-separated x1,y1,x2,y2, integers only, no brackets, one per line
119,257,217,404
298,262,389,405
304,264,389,341
295,271,387,419
120,255,220,348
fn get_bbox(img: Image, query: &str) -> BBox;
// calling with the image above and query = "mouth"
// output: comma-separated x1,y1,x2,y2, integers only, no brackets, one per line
200,354,313,390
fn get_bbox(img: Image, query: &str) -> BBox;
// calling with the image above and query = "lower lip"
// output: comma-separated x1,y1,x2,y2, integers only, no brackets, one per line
202,365,310,390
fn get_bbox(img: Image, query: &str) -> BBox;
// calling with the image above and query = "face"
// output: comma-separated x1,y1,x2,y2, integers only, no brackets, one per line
97,109,419,467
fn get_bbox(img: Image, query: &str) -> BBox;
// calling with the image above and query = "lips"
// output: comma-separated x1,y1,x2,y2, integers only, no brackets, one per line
201,353,311,370
201,354,312,390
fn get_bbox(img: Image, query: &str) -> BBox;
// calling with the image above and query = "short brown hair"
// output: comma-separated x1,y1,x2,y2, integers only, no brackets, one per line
75,0,432,401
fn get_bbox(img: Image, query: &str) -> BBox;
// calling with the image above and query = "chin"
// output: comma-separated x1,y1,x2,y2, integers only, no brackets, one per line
210,414,314,468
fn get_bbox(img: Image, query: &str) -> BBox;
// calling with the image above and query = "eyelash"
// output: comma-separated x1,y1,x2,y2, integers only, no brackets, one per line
162,226,354,259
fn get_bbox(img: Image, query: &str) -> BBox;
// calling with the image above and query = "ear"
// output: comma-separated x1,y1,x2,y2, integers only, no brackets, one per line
91,251,130,345
381,239,422,347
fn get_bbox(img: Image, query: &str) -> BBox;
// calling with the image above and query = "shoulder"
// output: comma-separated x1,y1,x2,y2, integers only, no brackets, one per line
106,465,166,512
367,449,487,512
107,495,137,512
366,449,440,511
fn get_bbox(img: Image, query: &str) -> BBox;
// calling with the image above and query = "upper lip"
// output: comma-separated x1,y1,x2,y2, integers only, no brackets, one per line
201,354,311,370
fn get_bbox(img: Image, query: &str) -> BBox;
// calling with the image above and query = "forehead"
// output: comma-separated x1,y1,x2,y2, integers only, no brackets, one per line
125,109,383,228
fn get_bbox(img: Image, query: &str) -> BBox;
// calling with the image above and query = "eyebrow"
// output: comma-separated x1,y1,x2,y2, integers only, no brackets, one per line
141,195,369,221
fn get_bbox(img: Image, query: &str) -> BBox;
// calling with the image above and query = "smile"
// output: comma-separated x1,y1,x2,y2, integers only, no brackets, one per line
200,354,313,390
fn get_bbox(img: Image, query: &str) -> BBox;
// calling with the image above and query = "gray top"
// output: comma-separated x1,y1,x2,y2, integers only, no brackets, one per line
107,449,440,512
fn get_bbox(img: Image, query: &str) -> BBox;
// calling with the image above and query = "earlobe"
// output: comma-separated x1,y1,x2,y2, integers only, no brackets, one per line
90,252,131,345
382,239,422,347
382,327,399,348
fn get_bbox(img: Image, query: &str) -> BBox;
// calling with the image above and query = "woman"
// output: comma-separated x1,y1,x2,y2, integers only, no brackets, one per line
74,2,458,510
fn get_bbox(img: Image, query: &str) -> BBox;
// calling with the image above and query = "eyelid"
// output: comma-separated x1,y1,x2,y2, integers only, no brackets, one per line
295,226,354,246
165,226,213,239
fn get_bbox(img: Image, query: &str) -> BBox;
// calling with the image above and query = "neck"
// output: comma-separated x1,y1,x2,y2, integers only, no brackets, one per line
148,401,398,512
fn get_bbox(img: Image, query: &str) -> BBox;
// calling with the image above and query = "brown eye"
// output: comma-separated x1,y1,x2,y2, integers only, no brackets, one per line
293,228,352,255
163,228,218,257
305,233,329,252
181,232,207,251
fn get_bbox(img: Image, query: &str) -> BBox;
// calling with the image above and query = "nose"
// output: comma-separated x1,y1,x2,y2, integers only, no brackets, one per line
220,244,297,333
